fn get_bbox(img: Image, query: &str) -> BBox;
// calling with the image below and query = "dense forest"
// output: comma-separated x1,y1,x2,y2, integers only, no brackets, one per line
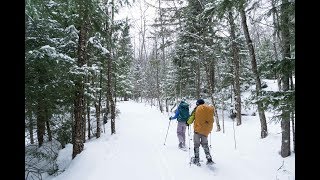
25,0,294,178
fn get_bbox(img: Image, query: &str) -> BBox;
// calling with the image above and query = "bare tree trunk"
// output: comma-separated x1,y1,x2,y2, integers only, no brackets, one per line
271,0,282,90
95,103,101,138
28,111,34,144
280,0,291,158
109,0,116,135
86,63,92,139
291,112,295,152
239,4,267,138
290,74,294,90
228,10,242,126
96,71,103,138
165,98,169,112
45,109,52,141
114,67,117,108
205,58,220,131
73,81,85,159
154,36,163,113
87,97,91,140
222,101,225,133
82,97,86,142
106,98,110,120
36,98,46,147
71,108,75,148
196,52,201,99
72,16,88,159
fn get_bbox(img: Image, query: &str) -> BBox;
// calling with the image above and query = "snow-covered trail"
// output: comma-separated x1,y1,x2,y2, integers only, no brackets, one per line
50,100,295,180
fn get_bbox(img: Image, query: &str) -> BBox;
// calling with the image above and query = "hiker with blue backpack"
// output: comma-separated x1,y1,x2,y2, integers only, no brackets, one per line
169,99,190,150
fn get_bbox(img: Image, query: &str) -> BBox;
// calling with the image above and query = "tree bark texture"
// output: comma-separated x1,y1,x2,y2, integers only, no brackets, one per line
291,112,295,152
87,97,91,140
205,58,220,131
228,10,242,126
82,97,86,142
72,19,88,159
27,110,34,144
107,0,116,135
36,98,46,147
165,98,169,112
239,5,268,138
96,71,103,138
280,0,291,158
196,52,201,99
45,119,52,141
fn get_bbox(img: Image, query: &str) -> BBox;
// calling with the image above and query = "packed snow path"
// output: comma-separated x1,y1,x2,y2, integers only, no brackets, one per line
50,101,295,180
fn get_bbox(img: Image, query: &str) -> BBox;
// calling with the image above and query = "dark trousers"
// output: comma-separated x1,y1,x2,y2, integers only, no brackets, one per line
193,132,212,161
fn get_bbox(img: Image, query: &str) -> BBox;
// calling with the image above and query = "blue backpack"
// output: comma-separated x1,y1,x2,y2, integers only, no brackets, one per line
178,102,190,121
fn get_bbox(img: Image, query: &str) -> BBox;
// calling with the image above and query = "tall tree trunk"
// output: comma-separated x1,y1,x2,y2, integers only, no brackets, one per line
271,0,282,90
239,4,268,138
154,37,163,113
291,112,295,152
106,0,116,135
86,58,92,140
196,51,201,99
158,0,167,100
156,63,163,113
222,101,225,133
71,108,75,148
165,98,169,112
45,121,52,141
95,102,101,138
72,15,88,159
105,97,110,121
280,0,291,158
36,97,46,147
290,74,294,90
82,97,86,142
87,97,91,140
96,71,103,138
45,108,52,141
205,58,220,131
28,110,34,144
73,80,85,159
109,94,116,135
228,10,242,126
114,67,117,108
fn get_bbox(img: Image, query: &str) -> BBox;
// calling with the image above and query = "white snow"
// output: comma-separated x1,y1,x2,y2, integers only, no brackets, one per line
44,97,295,180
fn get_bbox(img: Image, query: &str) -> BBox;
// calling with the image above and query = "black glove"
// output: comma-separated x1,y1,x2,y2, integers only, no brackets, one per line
186,122,189,126
169,117,172,120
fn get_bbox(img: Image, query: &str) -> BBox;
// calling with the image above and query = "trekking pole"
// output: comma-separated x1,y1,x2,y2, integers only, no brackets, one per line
164,120,171,145
188,125,191,166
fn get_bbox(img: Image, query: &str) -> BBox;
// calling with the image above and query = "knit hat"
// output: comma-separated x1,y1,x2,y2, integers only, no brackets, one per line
196,99,205,105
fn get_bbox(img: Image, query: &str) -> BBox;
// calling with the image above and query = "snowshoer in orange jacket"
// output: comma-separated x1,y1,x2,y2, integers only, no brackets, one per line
187,99,214,165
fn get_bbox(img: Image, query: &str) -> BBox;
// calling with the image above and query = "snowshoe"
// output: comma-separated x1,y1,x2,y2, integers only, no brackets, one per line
190,157,201,166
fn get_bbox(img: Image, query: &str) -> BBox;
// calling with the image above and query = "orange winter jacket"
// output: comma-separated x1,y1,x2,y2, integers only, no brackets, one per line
187,104,214,137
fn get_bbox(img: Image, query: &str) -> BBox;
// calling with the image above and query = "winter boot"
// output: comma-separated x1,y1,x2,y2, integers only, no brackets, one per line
182,141,186,148
191,157,201,166
193,147,201,166
206,158,214,165
203,144,213,163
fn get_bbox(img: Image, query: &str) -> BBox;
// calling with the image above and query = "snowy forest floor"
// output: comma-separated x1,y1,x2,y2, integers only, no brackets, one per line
45,100,295,180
